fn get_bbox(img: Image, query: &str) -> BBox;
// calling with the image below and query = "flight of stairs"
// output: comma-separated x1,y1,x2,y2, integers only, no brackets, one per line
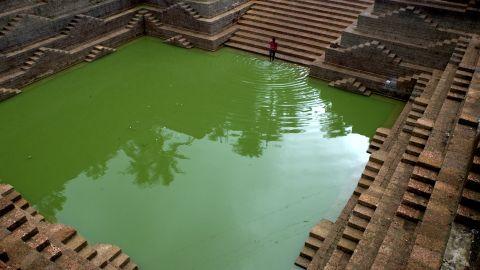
0,14,25,36
178,1,201,19
0,184,138,269
367,128,390,154
85,45,116,62
296,34,480,268
20,49,45,71
126,13,144,29
328,77,372,96
456,142,480,227
295,220,334,269
61,14,83,35
165,35,193,49
226,0,374,65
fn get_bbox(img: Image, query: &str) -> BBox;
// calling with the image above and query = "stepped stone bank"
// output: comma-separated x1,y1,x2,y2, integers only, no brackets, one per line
1,0,480,269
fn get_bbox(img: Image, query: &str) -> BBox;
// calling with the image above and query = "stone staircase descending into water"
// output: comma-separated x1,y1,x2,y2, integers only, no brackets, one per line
329,77,371,96
165,35,194,49
294,34,480,270
226,0,374,65
85,45,117,62
0,183,138,270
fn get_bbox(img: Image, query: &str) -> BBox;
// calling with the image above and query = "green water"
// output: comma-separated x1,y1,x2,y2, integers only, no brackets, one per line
0,37,403,269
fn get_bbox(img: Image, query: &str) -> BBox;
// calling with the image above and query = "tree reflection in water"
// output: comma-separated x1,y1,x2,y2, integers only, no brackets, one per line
124,127,193,187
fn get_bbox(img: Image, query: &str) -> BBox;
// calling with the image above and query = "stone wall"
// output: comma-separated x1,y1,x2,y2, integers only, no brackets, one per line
0,0,138,51
0,0,249,90
309,0,477,99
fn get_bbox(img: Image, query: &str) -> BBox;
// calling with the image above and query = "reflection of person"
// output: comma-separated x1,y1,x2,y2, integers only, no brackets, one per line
269,37,278,62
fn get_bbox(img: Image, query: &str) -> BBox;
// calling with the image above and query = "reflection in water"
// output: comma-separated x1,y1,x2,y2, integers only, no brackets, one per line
124,128,193,186
0,38,404,269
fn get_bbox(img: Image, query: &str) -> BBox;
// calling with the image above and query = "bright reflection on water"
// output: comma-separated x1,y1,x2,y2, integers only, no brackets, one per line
0,37,403,269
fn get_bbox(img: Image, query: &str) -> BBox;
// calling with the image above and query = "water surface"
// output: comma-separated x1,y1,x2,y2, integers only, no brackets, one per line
0,37,403,269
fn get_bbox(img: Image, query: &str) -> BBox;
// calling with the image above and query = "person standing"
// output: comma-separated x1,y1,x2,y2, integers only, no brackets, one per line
269,37,278,62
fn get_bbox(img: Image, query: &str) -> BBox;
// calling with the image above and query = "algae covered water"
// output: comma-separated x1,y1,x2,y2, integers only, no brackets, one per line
0,37,403,269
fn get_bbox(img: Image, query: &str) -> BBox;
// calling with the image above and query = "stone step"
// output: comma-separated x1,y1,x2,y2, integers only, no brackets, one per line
14,198,29,210
369,151,386,165
472,156,480,173
252,4,350,29
452,76,471,88
240,14,339,39
24,232,50,252
259,0,359,22
347,214,369,232
408,110,423,120
309,219,333,241
371,134,385,144
411,127,429,140
413,97,429,107
45,224,76,244
375,127,390,137
455,204,480,227
305,236,323,250
337,237,357,254
41,243,62,261
466,172,480,190
411,103,426,113
402,191,428,210
0,184,15,196
299,246,316,260
415,118,434,131
282,0,370,13
361,169,377,181
401,152,418,165
78,245,98,260
450,84,468,94
406,144,423,157
65,235,87,252
111,252,131,268
358,177,373,189
358,192,380,209
90,244,122,268
9,222,37,242
455,69,474,80
343,226,364,242
368,140,382,153
354,185,366,196
446,92,464,102
1,208,27,231
405,116,417,127
461,188,480,209
294,256,310,269
409,136,427,148
234,31,325,56
402,124,414,134
411,166,437,185
238,25,331,50
366,161,382,173
352,204,374,221
407,178,433,198
247,9,345,33
396,204,422,222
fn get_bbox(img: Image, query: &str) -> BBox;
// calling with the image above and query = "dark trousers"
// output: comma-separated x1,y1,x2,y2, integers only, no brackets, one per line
269,49,276,61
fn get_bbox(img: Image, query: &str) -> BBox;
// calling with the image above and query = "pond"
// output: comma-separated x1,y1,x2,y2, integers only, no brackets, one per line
0,37,403,269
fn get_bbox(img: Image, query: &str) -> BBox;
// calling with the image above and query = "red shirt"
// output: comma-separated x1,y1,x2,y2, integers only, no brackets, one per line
269,41,278,51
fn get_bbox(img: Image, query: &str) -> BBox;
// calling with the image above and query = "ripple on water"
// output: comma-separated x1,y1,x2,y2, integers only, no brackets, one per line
224,55,326,133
